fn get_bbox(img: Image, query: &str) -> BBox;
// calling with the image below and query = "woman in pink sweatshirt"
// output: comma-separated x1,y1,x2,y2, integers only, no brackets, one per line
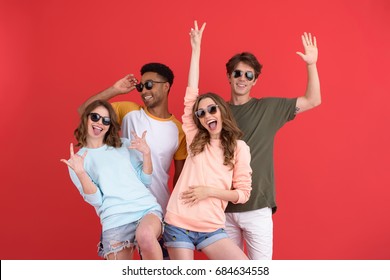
163,21,252,260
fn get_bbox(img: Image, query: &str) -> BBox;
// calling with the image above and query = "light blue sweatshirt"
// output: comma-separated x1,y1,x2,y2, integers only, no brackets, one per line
68,138,162,232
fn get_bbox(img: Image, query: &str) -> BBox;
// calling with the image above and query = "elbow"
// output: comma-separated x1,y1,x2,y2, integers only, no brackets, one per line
234,188,251,204
309,95,321,109
314,96,322,107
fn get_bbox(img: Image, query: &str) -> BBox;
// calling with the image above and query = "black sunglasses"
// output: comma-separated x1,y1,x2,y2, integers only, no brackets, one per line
89,113,111,126
232,70,254,81
135,80,166,92
195,104,219,118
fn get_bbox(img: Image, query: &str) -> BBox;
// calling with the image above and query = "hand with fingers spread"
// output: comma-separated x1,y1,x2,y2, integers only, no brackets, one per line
129,131,152,175
129,131,150,155
113,74,138,94
60,143,88,175
296,32,318,65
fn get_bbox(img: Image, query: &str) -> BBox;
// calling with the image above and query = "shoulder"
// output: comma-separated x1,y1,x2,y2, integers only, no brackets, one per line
261,97,297,106
111,101,142,113
236,140,250,152
170,115,184,129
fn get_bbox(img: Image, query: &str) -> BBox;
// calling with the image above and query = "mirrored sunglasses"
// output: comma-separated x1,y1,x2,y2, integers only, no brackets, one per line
232,70,254,81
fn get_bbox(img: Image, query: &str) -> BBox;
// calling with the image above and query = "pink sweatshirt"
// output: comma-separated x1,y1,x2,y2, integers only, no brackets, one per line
165,87,252,232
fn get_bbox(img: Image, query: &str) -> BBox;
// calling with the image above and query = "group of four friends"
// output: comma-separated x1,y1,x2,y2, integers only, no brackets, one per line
61,21,321,260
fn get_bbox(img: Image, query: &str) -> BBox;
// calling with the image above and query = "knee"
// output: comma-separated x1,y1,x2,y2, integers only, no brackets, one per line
136,226,158,251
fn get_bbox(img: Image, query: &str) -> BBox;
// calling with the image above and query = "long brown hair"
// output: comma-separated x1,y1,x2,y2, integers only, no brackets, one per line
189,93,243,169
74,100,122,148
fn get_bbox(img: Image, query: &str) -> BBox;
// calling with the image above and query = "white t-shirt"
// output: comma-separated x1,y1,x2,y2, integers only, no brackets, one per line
112,101,187,213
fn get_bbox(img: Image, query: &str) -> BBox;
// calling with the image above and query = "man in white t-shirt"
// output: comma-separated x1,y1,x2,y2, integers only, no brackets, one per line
78,63,187,258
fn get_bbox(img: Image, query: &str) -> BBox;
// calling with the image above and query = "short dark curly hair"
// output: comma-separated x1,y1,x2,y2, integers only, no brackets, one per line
141,63,174,91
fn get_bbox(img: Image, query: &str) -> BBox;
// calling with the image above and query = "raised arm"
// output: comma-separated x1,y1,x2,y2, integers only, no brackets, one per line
182,21,207,143
77,74,138,115
295,32,321,114
61,143,96,195
129,131,152,175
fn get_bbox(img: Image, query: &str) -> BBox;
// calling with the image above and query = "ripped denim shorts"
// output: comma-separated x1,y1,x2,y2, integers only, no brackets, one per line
98,210,162,259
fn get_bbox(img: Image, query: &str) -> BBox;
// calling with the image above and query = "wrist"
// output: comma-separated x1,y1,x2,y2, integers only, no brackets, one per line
75,169,87,177
110,86,126,95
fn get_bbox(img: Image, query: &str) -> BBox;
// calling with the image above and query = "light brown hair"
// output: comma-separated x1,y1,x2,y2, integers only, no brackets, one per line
189,93,243,169
74,100,122,148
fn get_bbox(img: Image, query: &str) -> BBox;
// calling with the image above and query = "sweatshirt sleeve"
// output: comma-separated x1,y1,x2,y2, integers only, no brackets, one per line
123,138,152,188
69,168,103,207
231,140,252,204
182,87,199,149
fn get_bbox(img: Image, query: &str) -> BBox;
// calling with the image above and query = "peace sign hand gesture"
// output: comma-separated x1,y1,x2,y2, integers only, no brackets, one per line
190,20,206,50
61,143,88,175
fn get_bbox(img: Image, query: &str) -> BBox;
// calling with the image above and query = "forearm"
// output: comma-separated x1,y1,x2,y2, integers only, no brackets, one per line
77,86,121,115
188,47,200,89
296,63,321,113
76,171,98,194
208,187,240,203
142,152,153,175
305,63,321,106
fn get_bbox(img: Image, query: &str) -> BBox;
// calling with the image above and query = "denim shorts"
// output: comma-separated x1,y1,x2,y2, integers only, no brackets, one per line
163,223,228,251
98,211,162,259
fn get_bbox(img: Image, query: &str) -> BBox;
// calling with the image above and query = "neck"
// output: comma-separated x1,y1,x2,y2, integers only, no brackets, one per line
86,138,105,149
229,94,252,105
147,104,171,119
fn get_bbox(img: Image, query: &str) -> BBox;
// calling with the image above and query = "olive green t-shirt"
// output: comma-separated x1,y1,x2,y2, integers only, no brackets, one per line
226,97,297,213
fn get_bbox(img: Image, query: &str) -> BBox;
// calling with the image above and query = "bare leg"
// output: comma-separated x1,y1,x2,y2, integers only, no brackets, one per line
135,213,163,260
202,238,248,260
167,247,194,260
106,246,134,260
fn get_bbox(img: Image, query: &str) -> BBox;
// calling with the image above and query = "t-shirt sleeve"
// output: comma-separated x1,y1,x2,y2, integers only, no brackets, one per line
172,119,188,161
263,97,298,130
111,101,142,125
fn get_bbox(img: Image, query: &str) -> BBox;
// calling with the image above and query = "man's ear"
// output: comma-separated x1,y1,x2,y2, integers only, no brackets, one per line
164,82,170,94
252,78,258,86
227,73,231,83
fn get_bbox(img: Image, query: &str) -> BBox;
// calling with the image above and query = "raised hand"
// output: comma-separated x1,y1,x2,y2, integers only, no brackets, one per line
296,32,318,65
129,131,150,155
61,143,87,174
112,74,138,94
190,20,206,50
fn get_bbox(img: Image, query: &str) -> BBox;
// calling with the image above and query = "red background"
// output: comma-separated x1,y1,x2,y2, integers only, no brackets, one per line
1,0,389,260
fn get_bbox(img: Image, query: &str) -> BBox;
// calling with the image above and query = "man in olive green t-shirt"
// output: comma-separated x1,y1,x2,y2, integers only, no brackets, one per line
225,32,321,259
